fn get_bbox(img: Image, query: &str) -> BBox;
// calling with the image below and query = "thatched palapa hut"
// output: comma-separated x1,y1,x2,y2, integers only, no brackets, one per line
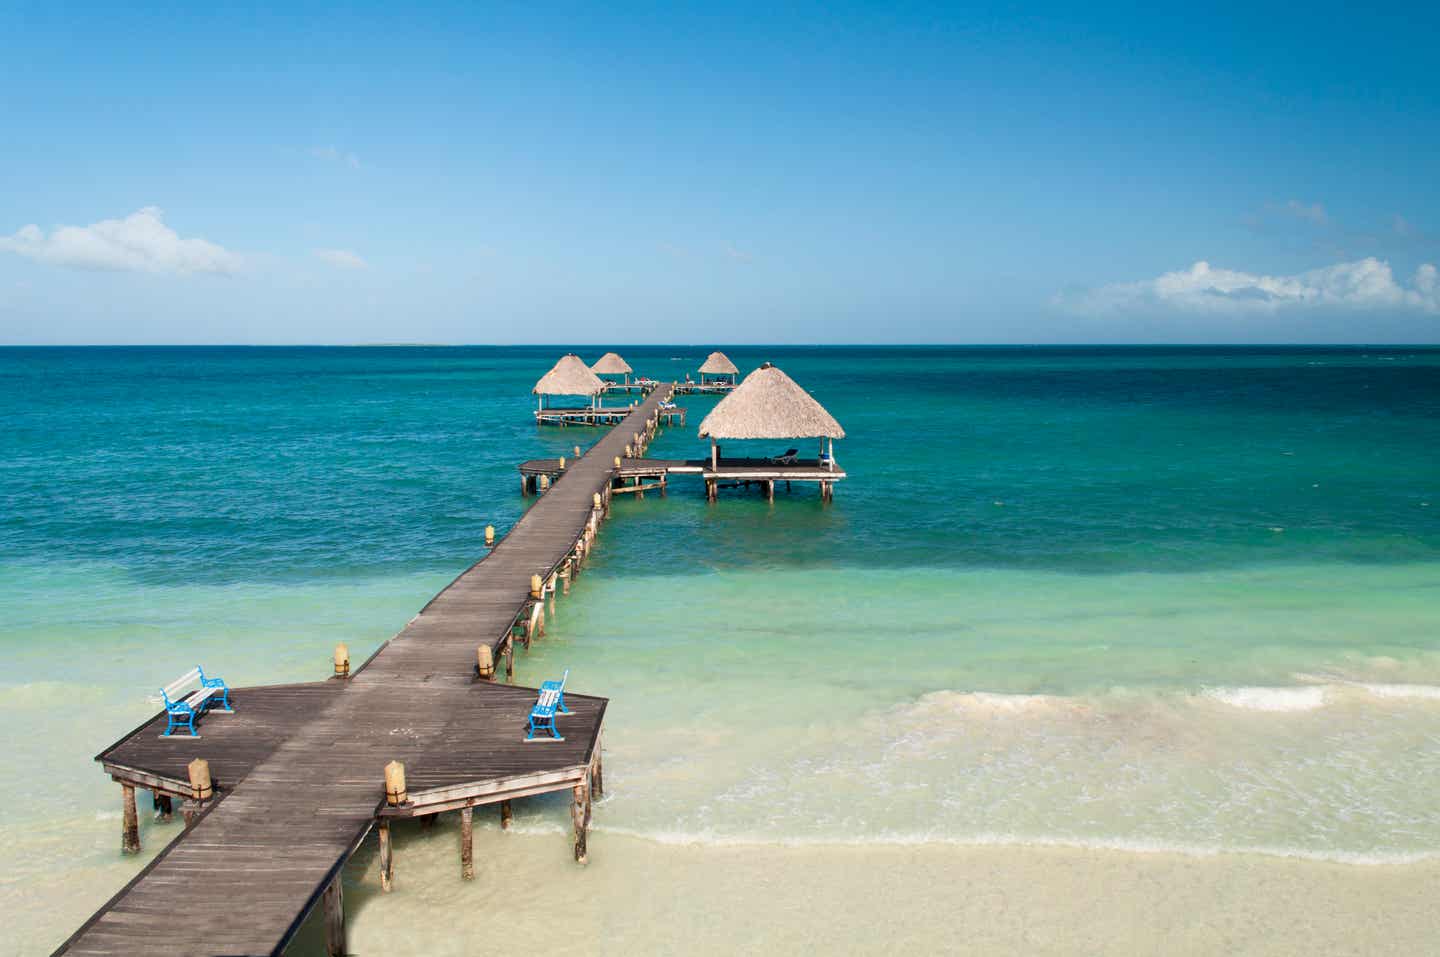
532,354,606,411
697,351,739,387
697,362,844,470
590,352,633,385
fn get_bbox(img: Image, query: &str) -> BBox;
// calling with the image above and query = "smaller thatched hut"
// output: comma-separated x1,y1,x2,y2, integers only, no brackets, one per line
533,354,606,410
697,362,844,469
590,352,633,385
697,351,739,387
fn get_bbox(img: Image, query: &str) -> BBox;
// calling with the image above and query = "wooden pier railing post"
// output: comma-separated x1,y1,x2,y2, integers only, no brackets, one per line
476,644,495,681
459,806,474,880
485,525,495,548
333,642,350,679
323,876,346,956
120,783,140,854
183,758,212,828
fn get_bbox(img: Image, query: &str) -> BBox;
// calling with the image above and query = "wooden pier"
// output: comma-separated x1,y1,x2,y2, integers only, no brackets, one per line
535,403,685,428
520,454,847,502
672,381,735,395
58,386,676,957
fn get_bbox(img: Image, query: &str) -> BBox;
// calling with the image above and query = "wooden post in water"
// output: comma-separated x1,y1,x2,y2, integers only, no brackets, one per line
459,806,474,880
120,784,140,854
500,800,513,830
571,781,589,864
485,525,495,548
765,479,775,503
154,793,173,822
378,819,394,892
323,875,346,957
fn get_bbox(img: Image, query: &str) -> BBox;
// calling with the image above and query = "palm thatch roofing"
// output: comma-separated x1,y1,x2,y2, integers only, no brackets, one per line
698,363,845,440
698,351,739,375
590,352,633,375
532,354,606,396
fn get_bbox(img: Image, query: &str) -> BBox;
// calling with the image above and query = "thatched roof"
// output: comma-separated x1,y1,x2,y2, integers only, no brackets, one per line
590,352,633,375
532,354,606,396
698,363,845,440
698,351,739,375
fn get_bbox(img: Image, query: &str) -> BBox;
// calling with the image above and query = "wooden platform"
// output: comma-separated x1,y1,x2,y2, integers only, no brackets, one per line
535,405,684,427
673,381,735,394
518,451,840,489
57,386,675,957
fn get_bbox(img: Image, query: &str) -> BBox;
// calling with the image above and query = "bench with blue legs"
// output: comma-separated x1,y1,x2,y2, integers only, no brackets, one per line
160,665,232,738
526,670,571,742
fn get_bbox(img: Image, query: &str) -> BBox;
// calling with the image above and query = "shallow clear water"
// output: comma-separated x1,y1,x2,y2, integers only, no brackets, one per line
3,346,1440,951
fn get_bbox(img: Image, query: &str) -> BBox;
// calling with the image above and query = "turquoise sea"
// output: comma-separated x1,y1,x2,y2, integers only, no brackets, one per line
4,346,1440,953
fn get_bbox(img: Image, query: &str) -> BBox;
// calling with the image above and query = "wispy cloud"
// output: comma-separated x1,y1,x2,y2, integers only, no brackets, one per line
0,207,240,275
313,248,368,270
722,241,753,263
309,146,361,168
1060,258,1440,316
1276,199,1328,225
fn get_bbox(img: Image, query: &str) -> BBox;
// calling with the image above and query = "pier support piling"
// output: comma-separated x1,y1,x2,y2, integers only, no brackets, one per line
121,784,140,854
153,793,173,823
323,876,346,956
460,806,474,880
500,800,513,830
378,819,394,892
571,782,589,864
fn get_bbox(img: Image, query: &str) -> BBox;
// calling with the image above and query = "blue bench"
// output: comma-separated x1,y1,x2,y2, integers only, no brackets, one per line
526,670,571,741
160,666,232,737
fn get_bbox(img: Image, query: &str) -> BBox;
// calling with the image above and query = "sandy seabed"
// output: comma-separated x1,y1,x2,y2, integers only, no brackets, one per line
279,827,1436,956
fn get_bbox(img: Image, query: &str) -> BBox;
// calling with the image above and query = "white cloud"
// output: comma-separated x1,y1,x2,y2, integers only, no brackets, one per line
1063,258,1440,316
1279,199,1328,225
310,146,361,168
0,207,240,275
313,248,368,270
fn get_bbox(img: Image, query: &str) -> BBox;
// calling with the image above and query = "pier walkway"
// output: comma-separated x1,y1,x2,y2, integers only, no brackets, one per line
57,386,675,957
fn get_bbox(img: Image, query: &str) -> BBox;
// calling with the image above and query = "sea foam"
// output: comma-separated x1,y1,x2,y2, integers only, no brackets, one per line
1203,686,1327,711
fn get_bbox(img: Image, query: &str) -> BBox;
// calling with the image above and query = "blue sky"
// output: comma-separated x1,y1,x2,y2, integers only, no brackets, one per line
1,2,1438,344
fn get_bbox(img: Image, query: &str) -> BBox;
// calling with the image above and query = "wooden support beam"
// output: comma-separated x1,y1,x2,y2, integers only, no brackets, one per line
571,782,588,864
460,806,474,880
121,783,140,854
323,876,346,956
378,819,394,892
